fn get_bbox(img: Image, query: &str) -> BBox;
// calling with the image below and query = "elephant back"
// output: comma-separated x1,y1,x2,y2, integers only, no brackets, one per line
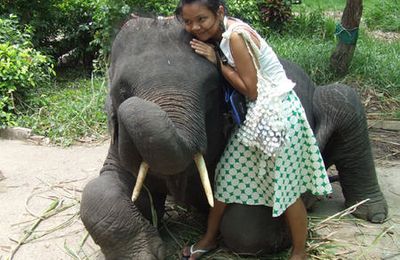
280,59,316,129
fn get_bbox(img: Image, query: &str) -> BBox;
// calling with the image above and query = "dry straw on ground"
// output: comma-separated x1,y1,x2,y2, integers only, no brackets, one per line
4,168,399,260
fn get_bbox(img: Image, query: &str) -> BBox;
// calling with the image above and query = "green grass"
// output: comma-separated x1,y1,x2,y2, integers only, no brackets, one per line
269,31,400,96
364,0,400,32
293,0,400,33
270,35,336,84
15,71,108,146
292,0,383,12
266,6,400,119
292,0,346,12
351,34,400,95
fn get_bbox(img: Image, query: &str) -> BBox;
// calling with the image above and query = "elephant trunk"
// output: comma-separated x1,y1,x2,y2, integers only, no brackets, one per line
118,95,205,174
117,95,214,206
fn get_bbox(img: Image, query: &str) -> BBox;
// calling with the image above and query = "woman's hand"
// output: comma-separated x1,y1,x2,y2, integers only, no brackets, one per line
190,38,217,64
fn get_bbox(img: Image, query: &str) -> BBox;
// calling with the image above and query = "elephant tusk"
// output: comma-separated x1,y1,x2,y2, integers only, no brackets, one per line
132,162,149,202
193,153,214,207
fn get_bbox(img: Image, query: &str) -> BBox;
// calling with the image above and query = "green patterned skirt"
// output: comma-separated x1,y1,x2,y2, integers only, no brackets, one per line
214,90,332,217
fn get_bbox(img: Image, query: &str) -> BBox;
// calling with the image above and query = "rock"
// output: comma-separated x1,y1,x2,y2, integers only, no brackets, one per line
0,127,32,140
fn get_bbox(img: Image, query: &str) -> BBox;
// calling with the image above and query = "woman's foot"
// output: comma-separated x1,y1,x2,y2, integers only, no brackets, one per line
182,238,217,259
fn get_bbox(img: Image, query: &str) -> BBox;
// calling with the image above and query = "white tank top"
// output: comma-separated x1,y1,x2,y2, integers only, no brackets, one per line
219,16,295,94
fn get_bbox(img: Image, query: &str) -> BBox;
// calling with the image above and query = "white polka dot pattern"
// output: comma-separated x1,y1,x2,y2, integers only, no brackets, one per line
214,91,332,217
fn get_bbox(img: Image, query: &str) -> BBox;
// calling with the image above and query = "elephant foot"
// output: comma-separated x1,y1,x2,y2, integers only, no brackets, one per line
346,197,388,223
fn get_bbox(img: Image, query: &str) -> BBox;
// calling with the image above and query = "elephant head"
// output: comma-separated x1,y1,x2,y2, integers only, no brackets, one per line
81,17,227,259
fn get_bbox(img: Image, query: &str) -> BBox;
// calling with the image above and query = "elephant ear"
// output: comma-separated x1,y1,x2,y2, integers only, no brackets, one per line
105,95,118,144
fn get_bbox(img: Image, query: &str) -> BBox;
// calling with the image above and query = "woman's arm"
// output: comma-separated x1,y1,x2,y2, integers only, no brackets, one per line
220,32,258,100
190,33,258,100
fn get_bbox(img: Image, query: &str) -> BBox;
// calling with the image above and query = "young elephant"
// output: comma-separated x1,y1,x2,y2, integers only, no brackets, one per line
80,17,388,259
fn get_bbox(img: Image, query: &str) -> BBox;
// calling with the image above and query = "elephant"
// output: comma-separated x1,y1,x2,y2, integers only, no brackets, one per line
80,16,388,259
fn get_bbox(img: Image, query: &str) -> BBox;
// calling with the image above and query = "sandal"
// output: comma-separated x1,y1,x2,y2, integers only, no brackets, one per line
182,244,216,260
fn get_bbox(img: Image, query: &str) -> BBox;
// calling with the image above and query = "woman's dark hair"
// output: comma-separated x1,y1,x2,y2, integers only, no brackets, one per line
175,0,227,21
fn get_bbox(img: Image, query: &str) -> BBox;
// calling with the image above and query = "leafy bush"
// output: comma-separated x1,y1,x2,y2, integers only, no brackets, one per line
285,9,336,40
51,0,96,63
0,14,32,45
293,0,344,11
89,0,131,71
259,0,293,32
135,0,177,15
0,14,55,127
226,0,266,34
1,0,96,66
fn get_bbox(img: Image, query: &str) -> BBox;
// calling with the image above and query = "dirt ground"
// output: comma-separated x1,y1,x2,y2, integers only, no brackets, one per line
0,129,399,260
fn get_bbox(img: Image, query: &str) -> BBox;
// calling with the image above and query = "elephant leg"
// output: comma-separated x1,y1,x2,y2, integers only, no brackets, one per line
80,170,165,259
323,133,388,223
220,204,291,255
313,84,388,223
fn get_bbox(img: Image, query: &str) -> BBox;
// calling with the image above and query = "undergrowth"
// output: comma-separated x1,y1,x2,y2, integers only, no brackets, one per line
15,71,108,146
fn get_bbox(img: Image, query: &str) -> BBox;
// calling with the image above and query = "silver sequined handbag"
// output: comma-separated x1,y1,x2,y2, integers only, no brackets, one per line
238,73,288,157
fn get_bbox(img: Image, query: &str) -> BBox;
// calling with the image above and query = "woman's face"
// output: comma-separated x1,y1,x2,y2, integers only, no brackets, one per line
181,3,223,42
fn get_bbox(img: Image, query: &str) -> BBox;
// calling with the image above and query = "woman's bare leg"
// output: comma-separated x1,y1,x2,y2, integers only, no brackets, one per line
196,199,226,248
285,198,308,260
183,199,226,258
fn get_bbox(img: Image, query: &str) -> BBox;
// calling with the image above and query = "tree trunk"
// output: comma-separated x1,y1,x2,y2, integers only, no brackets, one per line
330,0,363,75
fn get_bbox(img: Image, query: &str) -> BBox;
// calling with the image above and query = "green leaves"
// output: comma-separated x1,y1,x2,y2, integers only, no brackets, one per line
0,15,55,127
89,0,178,72
259,0,293,32
0,14,32,46
227,0,266,35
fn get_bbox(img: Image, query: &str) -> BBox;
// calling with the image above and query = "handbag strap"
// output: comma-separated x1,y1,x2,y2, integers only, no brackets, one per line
214,46,234,103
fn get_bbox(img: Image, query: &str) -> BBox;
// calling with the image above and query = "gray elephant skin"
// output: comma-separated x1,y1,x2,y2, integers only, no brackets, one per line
80,17,388,259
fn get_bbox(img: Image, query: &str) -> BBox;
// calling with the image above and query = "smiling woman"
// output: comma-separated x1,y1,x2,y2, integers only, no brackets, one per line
174,0,334,259
177,1,224,42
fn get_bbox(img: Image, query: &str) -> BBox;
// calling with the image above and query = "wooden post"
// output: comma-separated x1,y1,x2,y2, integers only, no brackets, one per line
330,0,363,75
